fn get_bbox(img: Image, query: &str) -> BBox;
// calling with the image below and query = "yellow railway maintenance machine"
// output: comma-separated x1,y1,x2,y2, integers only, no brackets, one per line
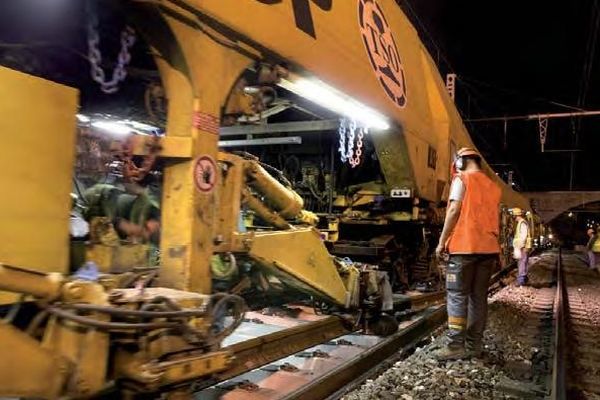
0,1,531,398
0,70,362,397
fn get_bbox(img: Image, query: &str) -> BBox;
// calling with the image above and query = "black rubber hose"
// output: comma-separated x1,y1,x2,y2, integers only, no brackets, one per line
210,294,246,341
65,303,208,319
26,310,49,336
47,306,180,331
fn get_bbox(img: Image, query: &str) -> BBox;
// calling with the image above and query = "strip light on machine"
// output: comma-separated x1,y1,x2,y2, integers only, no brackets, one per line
91,120,132,135
278,76,390,131
77,113,160,136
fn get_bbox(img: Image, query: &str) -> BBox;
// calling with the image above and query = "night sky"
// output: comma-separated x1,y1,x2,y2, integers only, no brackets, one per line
1,0,599,192
398,0,599,192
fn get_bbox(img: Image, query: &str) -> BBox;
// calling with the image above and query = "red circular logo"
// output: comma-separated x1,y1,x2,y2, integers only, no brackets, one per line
193,155,217,193
358,0,407,108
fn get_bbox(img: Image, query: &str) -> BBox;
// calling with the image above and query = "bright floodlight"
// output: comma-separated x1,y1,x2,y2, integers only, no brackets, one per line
125,120,159,132
92,120,131,135
76,114,91,123
279,76,390,130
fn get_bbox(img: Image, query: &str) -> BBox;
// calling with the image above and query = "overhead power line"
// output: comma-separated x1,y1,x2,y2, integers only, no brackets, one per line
459,76,586,112
577,0,600,108
396,0,456,73
466,110,600,123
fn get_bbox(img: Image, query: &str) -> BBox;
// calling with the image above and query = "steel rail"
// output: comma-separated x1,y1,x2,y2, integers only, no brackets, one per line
280,261,521,400
551,248,567,400
282,305,447,400
488,259,518,292
192,315,353,391
192,293,447,394
407,291,446,308
194,261,520,398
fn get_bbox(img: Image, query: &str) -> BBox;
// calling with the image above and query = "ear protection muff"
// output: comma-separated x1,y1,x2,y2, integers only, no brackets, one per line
454,147,480,171
454,156,466,171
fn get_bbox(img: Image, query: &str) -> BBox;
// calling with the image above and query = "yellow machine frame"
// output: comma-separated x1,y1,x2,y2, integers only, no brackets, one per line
126,0,531,298
0,1,535,398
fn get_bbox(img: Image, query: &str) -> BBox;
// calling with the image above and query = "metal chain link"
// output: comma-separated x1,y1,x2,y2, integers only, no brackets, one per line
346,119,356,162
338,118,347,163
349,127,366,168
339,119,368,167
87,2,136,94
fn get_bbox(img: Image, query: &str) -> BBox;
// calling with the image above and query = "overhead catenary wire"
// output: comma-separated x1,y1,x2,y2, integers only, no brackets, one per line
459,80,596,190
459,76,586,112
454,80,530,189
396,1,593,191
466,110,600,123
577,0,600,108
571,0,600,190
396,0,457,73
397,2,586,114
460,84,498,155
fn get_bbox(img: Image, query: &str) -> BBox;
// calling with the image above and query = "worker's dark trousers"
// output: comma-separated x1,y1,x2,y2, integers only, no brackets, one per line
517,249,529,285
446,254,496,349
588,251,596,269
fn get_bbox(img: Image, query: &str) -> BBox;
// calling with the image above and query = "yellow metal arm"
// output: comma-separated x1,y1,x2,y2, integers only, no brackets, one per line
249,228,351,307
242,188,293,230
243,160,304,219
0,264,63,301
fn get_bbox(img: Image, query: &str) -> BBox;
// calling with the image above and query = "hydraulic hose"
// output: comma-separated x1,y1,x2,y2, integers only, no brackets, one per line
209,293,246,342
46,306,180,331
64,303,209,319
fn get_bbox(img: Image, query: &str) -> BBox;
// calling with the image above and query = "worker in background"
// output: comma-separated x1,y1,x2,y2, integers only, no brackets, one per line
585,228,600,270
434,147,501,360
84,182,161,244
512,208,531,286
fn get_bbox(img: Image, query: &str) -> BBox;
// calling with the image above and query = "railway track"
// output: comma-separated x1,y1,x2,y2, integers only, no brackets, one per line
193,263,521,400
509,249,600,399
195,295,447,400
553,250,600,399
328,250,600,400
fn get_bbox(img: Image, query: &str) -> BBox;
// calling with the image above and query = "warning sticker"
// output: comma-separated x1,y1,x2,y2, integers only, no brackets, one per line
358,0,408,108
390,188,411,198
193,155,217,194
193,111,220,135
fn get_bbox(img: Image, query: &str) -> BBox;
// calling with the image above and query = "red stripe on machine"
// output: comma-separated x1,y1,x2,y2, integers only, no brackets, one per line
193,111,220,135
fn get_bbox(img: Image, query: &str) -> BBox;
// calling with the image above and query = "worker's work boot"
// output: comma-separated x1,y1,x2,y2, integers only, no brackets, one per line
433,345,467,361
466,342,483,359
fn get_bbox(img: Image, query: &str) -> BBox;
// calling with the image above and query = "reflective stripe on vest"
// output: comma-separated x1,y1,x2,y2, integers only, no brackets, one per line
447,170,501,254
513,219,532,250
593,238,600,253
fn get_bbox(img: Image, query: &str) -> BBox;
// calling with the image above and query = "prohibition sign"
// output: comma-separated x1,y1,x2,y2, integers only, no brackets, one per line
193,155,217,194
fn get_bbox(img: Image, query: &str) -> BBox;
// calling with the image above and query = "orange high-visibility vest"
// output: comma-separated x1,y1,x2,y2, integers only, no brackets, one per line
447,170,501,254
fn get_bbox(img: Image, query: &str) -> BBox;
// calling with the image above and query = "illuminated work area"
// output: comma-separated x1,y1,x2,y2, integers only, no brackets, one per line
0,1,598,399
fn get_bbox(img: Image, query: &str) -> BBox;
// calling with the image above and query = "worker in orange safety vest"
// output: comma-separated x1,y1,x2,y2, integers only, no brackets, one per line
434,147,501,361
